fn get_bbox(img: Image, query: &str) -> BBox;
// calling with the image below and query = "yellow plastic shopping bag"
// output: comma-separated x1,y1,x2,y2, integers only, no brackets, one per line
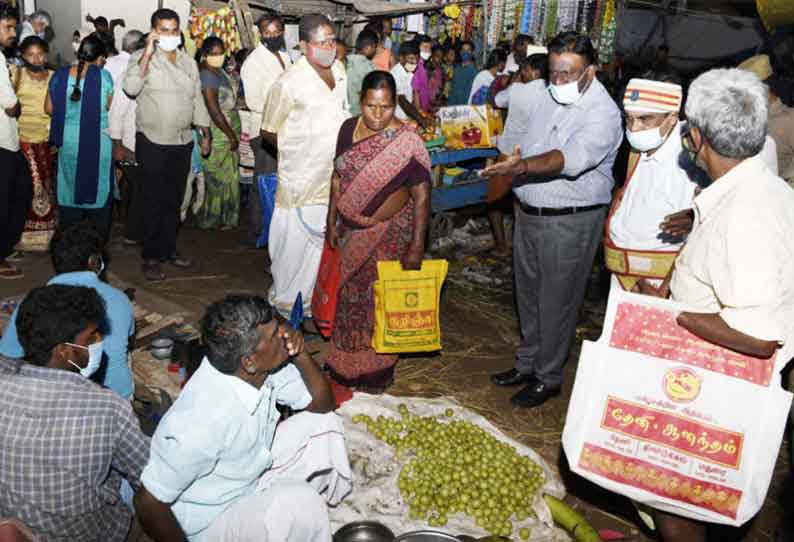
372,260,449,354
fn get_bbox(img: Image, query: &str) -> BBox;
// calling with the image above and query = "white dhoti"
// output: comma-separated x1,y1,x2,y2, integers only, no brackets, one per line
268,204,327,317
202,412,352,542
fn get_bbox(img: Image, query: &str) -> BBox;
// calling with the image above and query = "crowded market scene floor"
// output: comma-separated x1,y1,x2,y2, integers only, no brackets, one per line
2,0,794,541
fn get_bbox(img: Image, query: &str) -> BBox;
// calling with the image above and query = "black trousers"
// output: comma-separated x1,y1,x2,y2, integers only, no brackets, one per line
59,193,113,239
119,162,144,242
135,133,192,261
0,148,33,260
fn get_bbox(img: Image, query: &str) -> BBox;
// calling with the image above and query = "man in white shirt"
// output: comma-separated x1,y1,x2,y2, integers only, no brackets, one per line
134,295,350,542
503,34,533,74
241,13,292,245
390,39,428,127
104,30,141,85
0,7,31,280
109,30,145,245
261,14,349,318
605,77,696,293
642,67,794,542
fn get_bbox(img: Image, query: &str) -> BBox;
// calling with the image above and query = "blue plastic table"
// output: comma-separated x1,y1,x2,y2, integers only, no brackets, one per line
427,147,500,240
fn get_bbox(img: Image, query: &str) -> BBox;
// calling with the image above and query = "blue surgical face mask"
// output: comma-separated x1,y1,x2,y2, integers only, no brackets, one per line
67,341,104,378
461,52,474,63
384,37,392,50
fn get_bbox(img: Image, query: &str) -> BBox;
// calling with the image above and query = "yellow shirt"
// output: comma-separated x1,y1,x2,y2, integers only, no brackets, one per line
13,67,52,144
671,156,794,344
262,57,349,208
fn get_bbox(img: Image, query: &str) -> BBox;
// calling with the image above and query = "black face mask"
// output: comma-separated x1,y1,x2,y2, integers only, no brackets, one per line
24,62,47,73
263,36,286,52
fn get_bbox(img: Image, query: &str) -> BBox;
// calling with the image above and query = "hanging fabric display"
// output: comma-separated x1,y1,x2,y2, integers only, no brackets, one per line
543,0,559,41
488,0,505,48
519,0,534,35
557,0,578,33
502,0,519,41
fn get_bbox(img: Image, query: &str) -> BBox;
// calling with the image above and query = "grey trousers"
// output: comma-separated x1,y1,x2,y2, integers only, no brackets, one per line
513,204,607,388
248,136,278,246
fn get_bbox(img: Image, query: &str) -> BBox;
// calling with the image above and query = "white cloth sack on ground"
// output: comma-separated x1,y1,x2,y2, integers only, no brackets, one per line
563,278,793,526
331,393,568,541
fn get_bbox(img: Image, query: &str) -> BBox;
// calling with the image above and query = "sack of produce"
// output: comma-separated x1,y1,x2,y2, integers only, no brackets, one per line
563,279,793,526
372,260,448,354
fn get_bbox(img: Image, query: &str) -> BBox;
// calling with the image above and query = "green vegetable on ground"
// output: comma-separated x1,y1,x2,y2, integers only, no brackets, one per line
543,494,603,542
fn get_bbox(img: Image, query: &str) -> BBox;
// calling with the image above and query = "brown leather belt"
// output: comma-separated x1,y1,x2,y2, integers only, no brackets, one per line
518,202,606,217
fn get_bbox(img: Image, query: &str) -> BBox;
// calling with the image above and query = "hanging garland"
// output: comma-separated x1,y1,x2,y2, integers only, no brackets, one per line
188,6,241,52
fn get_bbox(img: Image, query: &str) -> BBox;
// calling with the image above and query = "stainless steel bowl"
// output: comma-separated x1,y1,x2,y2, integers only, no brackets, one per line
392,531,462,542
151,338,174,349
333,521,395,542
150,347,173,360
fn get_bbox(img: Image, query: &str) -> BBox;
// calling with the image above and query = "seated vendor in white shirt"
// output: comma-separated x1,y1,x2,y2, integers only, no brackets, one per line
605,76,696,292
133,295,351,542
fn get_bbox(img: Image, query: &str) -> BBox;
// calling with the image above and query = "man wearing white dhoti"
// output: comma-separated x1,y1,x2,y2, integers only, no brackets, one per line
133,295,351,542
261,13,349,318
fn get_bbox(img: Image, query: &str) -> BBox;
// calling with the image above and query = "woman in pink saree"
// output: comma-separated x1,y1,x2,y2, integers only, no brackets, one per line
325,71,432,392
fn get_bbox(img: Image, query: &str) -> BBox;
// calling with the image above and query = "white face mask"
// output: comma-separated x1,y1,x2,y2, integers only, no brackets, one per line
549,72,586,105
420,51,431,61
625,125,666,152
66,340,104,378
72,41,80,53
158,35,181,52
404,62,417,73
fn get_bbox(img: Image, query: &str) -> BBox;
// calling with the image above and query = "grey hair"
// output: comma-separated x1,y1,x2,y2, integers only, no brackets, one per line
29,10,51,26
122,30,144,54
685,68,768,159
201,295,275,374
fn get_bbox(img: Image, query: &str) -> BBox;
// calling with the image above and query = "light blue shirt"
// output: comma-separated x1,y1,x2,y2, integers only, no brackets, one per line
140,358,312,540
500,78,622,208
0,271,135,399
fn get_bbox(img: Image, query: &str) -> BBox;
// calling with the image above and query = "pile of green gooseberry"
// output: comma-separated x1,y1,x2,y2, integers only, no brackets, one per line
352,404,544,539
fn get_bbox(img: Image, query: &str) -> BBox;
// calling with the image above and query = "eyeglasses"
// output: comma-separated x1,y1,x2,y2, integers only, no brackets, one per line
680,121,696,151
548,68,585,85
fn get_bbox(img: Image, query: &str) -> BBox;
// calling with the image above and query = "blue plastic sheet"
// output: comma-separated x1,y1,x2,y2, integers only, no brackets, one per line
256,173,278,248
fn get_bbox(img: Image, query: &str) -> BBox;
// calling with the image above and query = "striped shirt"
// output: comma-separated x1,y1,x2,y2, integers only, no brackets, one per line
0,356,149,541
506,78,623,208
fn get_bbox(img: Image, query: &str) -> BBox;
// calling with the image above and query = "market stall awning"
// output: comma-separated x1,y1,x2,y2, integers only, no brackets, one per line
235,0,474,18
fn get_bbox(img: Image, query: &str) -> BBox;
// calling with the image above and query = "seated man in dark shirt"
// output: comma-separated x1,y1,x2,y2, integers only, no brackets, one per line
0,284,150,541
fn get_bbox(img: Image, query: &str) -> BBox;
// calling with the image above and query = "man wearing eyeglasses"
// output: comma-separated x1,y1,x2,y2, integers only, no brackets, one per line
481,31,622,408
261,13,349,320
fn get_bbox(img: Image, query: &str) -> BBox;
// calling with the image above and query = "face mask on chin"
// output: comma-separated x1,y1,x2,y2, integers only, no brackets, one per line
549,70,587,105
308,43,336,68
404,62,417,73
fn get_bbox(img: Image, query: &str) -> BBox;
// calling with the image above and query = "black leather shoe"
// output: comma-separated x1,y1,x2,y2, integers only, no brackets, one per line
511,381,560,408
490,368,535,387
